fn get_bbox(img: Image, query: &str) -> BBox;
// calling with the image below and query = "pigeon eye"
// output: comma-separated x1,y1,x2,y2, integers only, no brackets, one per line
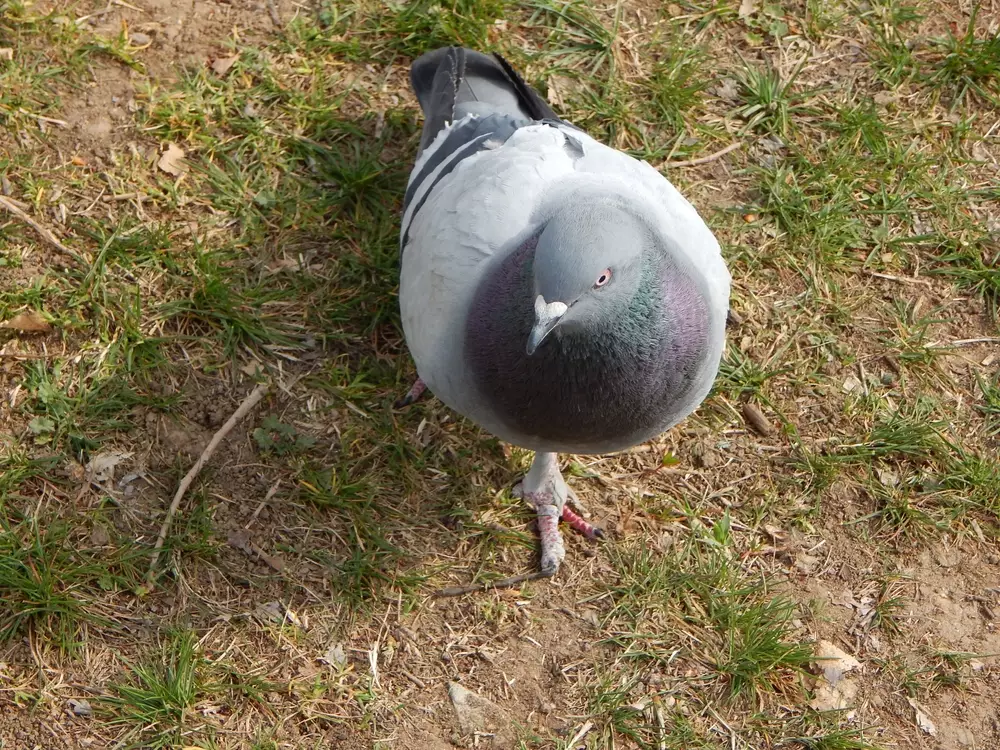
593,268,612,288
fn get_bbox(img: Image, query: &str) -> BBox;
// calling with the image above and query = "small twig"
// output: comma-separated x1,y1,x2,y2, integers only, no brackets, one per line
74,2,113,23
434,570,549,597
741,402,774,437
245,479,281,529
19,109,68,127
936,337,1000,348
0,195,87,266
266,0,283,27
401,668,426,689
71,0,146,24
556,606,589,624
659,142,741,169
247,540,285,572
653,696,667,750
228,529,286,572
0,352,50,359
147,382,269,583
866,271,933,287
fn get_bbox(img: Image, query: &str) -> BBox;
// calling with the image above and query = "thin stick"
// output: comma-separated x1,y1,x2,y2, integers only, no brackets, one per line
658,142,742,169
401,668,427,689
19,109,69,127
245,479,281,529
654,697,667,750
0,195,87,266
938,337,1000,347
741,402,774,437
434,570,549,597
147,382,269,582
866,271,933,287
266,0,283,27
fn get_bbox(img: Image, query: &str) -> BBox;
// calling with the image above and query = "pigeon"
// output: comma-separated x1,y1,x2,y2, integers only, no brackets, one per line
397,47,731,576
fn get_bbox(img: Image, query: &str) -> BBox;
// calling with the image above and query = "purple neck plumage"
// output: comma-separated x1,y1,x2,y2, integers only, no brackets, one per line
464,233,711,453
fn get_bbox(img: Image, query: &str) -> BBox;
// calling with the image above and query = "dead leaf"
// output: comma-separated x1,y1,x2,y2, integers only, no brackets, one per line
0,310,52,333
715,78,740,103
157,143,187,176
0,48,12,61
546,74,585,107
878,469,899,487
90,525,110,547
320,642,348,669
808,678,857,712
211,53,239,77
253,600,302,627
738,0,756,18
907,697,937,735
763,524,785,541
842,375,862,393
228,529,286,572
449,682,513,745
795,552,820,574
86,451,133,483
68,698,93,717
813,640,861,685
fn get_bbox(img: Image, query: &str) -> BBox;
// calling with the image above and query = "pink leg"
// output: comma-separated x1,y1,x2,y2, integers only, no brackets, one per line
394,378,427,408
516,453,604,577
562,505,604,540
529,492,565,576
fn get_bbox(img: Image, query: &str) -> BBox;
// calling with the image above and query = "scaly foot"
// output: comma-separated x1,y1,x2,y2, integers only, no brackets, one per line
394,377,427,409
513,452,605,576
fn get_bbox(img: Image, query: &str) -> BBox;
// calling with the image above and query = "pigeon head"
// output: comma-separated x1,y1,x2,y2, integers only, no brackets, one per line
527,200,650,355
465,195,717,453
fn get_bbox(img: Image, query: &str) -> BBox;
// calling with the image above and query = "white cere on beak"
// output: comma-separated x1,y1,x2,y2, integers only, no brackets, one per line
527,295,570,355
534,295,568,325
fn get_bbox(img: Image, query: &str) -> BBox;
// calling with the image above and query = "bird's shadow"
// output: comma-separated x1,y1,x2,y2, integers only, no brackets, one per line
231,109,526,598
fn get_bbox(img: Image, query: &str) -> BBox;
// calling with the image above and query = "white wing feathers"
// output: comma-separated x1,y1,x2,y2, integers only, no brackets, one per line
399,117,729,418
400,122,576,411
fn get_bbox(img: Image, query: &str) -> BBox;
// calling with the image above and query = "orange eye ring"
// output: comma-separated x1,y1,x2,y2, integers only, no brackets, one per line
594,268,612,288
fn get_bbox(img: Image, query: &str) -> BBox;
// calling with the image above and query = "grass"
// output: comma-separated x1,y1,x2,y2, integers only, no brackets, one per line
732,59,815,136
605,514,813,703
0,0,999,747
104,631,204,746
923,3,1000,107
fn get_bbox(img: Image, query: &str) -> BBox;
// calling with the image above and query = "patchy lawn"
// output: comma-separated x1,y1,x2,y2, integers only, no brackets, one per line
1,0,998,748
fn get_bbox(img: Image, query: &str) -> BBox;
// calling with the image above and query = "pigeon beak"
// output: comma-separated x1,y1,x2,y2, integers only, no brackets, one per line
526,295,568,355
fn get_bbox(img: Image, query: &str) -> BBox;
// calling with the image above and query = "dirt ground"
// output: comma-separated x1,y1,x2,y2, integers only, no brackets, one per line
1,0,1000,748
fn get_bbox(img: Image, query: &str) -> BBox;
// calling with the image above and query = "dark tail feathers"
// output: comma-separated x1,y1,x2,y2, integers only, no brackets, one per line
409,47,561,152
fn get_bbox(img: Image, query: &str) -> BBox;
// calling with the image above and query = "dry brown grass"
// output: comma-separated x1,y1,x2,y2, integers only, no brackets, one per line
1,0,999,748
